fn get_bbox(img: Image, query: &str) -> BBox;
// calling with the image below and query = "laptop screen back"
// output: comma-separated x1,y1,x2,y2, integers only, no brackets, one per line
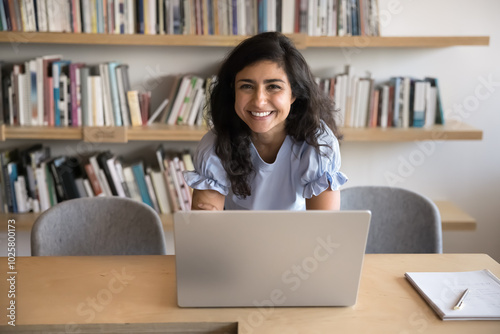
174,210,371,307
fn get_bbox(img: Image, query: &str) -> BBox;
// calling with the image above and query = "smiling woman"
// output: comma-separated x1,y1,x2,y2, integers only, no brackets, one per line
183,32,347,211
234,60,296,162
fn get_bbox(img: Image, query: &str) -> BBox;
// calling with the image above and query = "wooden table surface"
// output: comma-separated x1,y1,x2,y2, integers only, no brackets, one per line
1,254,499,333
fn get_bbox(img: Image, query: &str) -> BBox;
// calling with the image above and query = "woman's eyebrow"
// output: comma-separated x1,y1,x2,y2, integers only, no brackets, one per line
236,78,286,84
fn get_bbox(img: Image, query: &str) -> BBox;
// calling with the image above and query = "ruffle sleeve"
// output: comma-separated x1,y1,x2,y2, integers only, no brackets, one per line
182,131,230,196
300,126,348,199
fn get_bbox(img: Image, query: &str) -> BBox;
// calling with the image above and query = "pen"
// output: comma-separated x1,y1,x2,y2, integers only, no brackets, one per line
453,288,470,310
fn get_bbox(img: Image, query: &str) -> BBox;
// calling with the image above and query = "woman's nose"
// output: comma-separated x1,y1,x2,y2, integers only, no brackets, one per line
253,87,267,106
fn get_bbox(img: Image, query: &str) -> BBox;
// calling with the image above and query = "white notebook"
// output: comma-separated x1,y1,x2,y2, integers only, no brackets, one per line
405,269,500,320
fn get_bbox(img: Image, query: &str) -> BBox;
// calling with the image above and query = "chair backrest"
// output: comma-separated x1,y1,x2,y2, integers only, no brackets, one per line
340,186,442,253
31,197,167,256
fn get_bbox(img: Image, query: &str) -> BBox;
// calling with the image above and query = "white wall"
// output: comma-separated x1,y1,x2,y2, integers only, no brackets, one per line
1,0,499,260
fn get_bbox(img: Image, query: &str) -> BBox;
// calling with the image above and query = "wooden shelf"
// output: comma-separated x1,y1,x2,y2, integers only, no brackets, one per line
434,200,476,231
0,32,489,48
0,121,482,142
341,121,483,142
126,124,207,141
4,125,83,140
306,35,490,48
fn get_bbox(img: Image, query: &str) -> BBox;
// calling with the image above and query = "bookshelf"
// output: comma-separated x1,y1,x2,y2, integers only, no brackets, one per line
0,32,488,143
305,35,490,48
0,120,483,142
0,32,489,234
0,32,490,49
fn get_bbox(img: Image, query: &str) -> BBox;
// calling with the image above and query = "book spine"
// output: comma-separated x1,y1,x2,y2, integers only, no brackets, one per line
132,163,153,207
108,62,123,126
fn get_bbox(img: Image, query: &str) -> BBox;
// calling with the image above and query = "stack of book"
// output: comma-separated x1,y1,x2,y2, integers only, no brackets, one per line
316,65,445,128
0,144,193,214
0,57,162,127
0,0,380,37
160,74,214,126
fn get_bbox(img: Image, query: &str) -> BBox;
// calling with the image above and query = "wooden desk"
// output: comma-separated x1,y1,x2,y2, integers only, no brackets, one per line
1,254,499,333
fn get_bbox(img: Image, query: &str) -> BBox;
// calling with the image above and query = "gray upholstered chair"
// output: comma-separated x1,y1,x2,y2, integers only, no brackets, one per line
340,186,442,254
31,197,167,256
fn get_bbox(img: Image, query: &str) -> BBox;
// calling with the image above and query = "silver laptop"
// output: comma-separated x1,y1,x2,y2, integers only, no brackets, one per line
173,210,371,307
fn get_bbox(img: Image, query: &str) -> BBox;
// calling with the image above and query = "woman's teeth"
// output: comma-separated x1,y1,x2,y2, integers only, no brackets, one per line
251,111,272,117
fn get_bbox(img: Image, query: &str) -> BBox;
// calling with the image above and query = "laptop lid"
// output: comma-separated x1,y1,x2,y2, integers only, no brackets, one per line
173,210,371,307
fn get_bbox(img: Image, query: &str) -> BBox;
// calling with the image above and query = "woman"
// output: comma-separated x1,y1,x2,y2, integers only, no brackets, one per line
184,32,347,210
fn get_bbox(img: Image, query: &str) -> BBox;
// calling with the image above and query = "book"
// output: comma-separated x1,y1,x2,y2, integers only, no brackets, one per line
114,157,131,198
424,77,444,125
107,61,123,126
89,74,104,126
390,77,403,127
166,75,191,125
139,91,151,124
144,172,160,213
69,63,85,127
147,98,169,125
1,149,19,213
7,161,18,213
412,80,428,128
131,161,153,208
14,175,28,213
83,162,103,196
53,156,82,200
123,165,142,203
115,64,131,126
159,74,182,123
99,63,115,126
35,164,51,211
79,66,90,126
52,60,71,127
405,269,500,320
150,170,172,214
127,90,142,126
96,151,119,196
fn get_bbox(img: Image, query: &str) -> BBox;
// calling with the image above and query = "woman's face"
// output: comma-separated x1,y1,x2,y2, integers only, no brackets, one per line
234,60,296,138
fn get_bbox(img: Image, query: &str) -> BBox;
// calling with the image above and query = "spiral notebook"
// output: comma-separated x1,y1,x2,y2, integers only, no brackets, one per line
405,269,500,320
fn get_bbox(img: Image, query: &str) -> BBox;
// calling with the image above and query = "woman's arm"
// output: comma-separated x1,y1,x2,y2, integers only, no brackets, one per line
305,189,340,210
191,189,226,210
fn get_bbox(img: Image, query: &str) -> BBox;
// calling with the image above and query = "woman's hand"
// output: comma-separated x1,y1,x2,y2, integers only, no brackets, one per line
191,189,225,211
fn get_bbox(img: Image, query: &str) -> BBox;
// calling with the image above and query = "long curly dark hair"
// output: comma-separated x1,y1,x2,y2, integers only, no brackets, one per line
208,32,341,198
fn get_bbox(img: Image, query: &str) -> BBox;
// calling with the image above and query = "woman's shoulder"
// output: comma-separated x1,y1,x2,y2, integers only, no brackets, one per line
292,122,339,157
196,130,218,156
316,122,337,148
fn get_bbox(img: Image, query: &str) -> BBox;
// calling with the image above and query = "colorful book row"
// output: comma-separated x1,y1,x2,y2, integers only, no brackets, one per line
0,0,380,37
0,143,193,214
0,57,164,127
317,65,444,129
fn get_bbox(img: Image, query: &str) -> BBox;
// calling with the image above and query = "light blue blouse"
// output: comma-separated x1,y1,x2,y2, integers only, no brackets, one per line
183,125,348,210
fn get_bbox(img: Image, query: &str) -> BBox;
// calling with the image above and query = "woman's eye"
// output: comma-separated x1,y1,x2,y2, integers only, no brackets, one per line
239,84,253,90
267,84,282,91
